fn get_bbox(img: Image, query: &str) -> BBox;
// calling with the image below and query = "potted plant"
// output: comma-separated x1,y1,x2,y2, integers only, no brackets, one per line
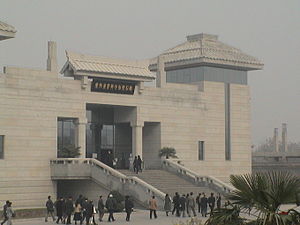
159,147,178,159
58,145,81,158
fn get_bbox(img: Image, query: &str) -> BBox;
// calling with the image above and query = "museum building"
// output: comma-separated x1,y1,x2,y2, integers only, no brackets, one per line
0,24,263,209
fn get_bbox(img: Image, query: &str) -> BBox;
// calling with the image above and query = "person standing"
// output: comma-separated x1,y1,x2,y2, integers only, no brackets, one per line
124,196,134,221
196,193,201,213
149,196,157,219
172,192,180,217
65,196,74,224
45,196,55,222
200,193,208,217
208,193,216,215
1,200,9,225
75,195,84,207
137,155,143,173
97,196,105,222
216,193,222,210
106,194,116,222
188,192,197,217
73,203,82,225
5,202,14,225
55,197,64,224
133,156,138,174
164,194,172,216
179,194,186,217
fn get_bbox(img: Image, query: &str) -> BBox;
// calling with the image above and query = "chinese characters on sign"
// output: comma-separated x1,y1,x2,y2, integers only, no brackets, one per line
91,79,136,95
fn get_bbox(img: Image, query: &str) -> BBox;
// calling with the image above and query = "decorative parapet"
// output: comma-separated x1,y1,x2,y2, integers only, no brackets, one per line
161,158,233,194
50,158,165,209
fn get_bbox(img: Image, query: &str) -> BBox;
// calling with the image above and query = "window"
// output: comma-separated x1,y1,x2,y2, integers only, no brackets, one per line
57,118,77,153
0,135,4,159
198,141,205,160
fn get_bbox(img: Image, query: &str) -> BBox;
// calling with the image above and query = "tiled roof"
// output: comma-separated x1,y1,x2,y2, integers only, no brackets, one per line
62,51,155,80
0,21,16,40
150,33,263,71
0,21,17,33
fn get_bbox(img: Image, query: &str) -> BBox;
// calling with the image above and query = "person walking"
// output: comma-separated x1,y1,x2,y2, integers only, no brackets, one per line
164,194,172,216
81,198,88,224
1,200,9,225
45,196,55,222
149,196,157,219
188,192,197,217
179,194,186,217
172,192,180,217
125,196,134,221
216,193,222,210
55,197,64,224
137,155,143,173
208,193,216,215
106,194,116,222
86,200,97,225
65,196,74,224
185,193,190,216
196,193,201,213
97,196,105,222
73,203,82,225
75,195,84,207
200,193,208,217
6,202,14,225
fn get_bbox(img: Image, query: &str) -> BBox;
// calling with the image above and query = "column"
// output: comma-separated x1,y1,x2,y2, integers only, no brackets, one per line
78,118,87,158
131,121,144,158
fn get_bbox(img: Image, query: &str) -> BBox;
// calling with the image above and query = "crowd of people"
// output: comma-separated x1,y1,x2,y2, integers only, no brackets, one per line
1,191,221,224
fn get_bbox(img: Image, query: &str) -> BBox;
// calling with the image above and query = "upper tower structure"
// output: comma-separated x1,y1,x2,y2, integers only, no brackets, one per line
149,33,263,87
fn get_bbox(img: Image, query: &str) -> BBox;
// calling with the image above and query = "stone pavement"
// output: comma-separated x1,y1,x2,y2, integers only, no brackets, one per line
12,209,208,225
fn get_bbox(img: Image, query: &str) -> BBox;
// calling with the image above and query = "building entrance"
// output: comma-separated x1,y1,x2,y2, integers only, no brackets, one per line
86,104,132,169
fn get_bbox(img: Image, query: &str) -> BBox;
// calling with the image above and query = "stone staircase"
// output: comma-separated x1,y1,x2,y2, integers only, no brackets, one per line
118,169,214,196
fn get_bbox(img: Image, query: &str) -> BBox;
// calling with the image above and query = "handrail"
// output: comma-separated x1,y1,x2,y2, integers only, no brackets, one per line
50,158,165,202
162,158,233,193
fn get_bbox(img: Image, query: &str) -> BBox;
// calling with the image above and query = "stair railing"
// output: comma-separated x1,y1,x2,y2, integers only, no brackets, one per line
161,158,233,194
50,158,165,208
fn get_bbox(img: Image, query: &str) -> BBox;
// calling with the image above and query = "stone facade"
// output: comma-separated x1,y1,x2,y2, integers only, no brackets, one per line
0,33,262,209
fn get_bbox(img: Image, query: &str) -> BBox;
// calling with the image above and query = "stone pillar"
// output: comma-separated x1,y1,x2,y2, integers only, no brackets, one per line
282,123,287,152
78,118,87,158
156,55,166,88
273,128,279,152
47,41,58,73
131,121,144,158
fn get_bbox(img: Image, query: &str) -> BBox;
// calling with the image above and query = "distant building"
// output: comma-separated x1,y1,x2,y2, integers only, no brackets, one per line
0,31,263,209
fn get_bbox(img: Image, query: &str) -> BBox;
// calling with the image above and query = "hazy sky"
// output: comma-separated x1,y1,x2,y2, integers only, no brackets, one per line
1,0,299,145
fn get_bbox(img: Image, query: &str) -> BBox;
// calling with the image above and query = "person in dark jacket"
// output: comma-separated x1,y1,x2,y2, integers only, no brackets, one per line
65,196,74,224
172,192,180,217
0,200,9,225
81,198,89,224
45,195,55,222
186,193,190,216
179,194,186,217
97,196,105,222
200,193,208,217
86,200,97,225
137,155,143,173
105,194,117,222
55,197,64,224
196,193,201,213
75,194,84,206
133,156,138,174
125,196,134,221
164,194,172,216
208,193,216,215
216,193,221,210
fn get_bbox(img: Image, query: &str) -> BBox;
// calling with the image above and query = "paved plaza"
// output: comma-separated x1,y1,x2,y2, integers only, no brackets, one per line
11,209,208,225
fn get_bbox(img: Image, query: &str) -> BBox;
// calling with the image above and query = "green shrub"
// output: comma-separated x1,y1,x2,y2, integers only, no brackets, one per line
159,147,178,159
58,145,81,158
109,190,124,212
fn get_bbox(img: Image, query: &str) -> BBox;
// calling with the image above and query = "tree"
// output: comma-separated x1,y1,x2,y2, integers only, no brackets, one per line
58,145,81,158
158,147,178,159
205,171,300,225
